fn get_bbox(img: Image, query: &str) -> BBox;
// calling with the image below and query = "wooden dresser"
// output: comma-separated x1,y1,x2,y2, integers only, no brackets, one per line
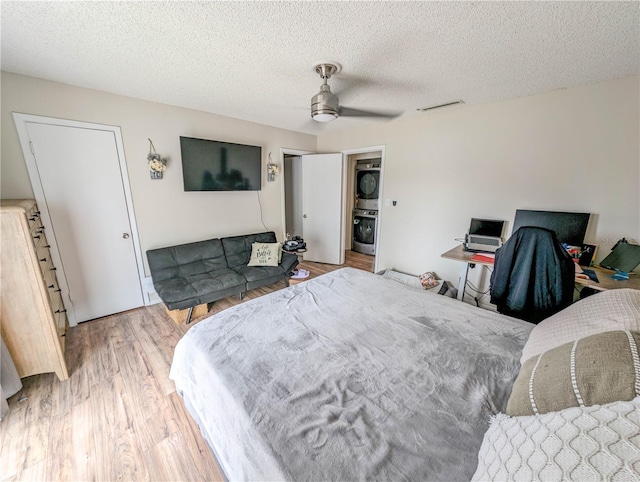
1,199,69,381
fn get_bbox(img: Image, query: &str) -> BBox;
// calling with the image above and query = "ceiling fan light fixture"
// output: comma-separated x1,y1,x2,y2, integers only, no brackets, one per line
312,111,338,122
311,83,339,122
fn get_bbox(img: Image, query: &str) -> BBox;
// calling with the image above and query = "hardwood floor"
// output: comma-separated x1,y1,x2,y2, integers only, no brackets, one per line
0,251,374,481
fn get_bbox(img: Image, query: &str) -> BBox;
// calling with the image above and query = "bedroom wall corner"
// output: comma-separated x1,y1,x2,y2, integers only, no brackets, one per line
0,72,317,276
317,76,640,296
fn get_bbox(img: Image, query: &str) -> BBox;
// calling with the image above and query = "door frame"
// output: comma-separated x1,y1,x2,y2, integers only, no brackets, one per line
279,147,315,241
12,113,145,326
279,145,385,272
341,145,386,274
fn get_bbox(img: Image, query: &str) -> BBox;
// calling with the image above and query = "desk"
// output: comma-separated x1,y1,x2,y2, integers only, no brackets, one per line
441,245,495,301
574,266,640,291
441,244,640,302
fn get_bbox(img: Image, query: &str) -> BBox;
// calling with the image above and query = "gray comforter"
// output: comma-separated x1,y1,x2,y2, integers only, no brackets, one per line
170,268,533,481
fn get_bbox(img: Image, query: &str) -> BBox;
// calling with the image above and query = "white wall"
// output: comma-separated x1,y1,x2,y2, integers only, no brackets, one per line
1,72,316,275
3,72,638,288
318,76,640,288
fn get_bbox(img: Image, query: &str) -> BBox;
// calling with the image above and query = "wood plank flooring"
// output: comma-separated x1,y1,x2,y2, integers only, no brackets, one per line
0,251,374,481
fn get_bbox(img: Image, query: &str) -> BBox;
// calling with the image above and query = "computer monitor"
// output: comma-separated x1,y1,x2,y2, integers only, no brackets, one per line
512,209,590,246
469,218,504,238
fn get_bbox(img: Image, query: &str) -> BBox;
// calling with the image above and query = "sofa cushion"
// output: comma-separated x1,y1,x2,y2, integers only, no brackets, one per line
222,232,277,267
147,238,228,282
233,264,285,283
232,265,289,291
154,268,245,305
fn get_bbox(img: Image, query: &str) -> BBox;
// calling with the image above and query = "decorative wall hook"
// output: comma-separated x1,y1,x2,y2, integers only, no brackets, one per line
148,138,168,180
267,152,279,182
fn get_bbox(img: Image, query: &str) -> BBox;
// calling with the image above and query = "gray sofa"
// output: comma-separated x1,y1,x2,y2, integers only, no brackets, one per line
147,231,299,323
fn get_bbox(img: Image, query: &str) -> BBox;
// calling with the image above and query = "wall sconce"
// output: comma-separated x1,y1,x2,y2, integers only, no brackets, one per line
267,152,280,182
148,138,168,180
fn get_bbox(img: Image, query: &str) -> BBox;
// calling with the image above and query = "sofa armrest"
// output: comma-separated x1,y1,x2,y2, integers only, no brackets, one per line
280,251,299,275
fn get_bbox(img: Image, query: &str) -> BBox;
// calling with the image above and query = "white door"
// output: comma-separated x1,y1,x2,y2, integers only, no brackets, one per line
301,153,344,265
18,120,144,323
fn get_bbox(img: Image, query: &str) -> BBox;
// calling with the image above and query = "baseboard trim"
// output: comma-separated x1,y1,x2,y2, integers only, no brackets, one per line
142,276,162,306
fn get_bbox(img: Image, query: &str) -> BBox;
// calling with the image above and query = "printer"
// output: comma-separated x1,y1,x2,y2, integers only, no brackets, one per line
464,218,505,253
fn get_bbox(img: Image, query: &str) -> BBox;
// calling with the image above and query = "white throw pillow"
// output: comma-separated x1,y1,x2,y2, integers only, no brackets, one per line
247,242,281,267
520,289,640,363
472,397,640,482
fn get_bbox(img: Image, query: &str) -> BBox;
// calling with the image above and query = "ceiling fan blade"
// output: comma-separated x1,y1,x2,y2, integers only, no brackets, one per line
339,106,401,119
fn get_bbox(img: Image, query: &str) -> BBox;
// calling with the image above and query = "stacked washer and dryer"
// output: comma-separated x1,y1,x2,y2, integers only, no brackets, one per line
353,159,380,255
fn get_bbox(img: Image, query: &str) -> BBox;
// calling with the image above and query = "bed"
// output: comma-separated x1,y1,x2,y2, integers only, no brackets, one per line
170,267,534,480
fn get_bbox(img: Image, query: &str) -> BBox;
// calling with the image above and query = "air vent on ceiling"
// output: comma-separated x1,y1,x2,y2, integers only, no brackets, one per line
417,100,465,112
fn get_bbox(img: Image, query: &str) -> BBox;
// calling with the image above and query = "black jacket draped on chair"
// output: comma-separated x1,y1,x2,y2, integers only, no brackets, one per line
490,226,575,323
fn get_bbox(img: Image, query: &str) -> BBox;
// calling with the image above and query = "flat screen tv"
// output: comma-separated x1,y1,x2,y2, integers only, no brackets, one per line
180,136,262,191
512,209,590,246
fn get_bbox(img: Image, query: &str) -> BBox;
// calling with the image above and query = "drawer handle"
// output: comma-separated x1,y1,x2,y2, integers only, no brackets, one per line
48,284,54,289
55,289,61,292
29,217,36,221
33,235,40,240
40,257,47,262
55,309,67,313
50,267,56,271
45,244,51,248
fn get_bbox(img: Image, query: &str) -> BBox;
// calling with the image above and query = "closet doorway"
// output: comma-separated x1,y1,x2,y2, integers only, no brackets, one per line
344,148,385,272
282,146,384,272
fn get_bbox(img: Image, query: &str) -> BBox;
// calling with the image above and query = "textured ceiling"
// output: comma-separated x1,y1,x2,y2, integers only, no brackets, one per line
2,1,638,134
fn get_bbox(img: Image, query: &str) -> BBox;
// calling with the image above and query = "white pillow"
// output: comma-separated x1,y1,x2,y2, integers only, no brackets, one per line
521,288,640,363
472,397,640,482
247,242,281,267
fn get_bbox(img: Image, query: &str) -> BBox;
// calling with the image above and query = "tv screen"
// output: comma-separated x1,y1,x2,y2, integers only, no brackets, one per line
512,209,590,246
180,136,262,191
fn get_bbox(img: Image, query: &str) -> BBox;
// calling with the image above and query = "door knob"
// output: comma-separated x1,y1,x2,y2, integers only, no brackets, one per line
122,233,130,239
303,214,307,218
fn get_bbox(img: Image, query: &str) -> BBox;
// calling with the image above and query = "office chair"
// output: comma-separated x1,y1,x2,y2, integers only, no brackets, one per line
490,226,575,323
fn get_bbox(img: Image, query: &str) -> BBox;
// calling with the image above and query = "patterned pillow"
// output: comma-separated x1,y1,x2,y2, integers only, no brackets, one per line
247,242,281,267
472,397,640,482
520,289,640,363
419,271,438,289
507,330,640,416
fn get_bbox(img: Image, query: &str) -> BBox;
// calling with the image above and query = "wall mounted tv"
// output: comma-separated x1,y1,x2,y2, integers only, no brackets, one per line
180,136,262,191
512,209,590,246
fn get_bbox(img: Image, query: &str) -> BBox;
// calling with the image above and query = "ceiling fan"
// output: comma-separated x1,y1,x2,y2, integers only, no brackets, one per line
310,62,399,123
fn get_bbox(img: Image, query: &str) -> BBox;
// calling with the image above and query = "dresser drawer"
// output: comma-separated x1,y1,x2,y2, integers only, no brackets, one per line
56,311,67,352
34,231,51,252
50,289,64,313
31,225,46,245
43,258,60,290
26,210,42,232
36,243,51,270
